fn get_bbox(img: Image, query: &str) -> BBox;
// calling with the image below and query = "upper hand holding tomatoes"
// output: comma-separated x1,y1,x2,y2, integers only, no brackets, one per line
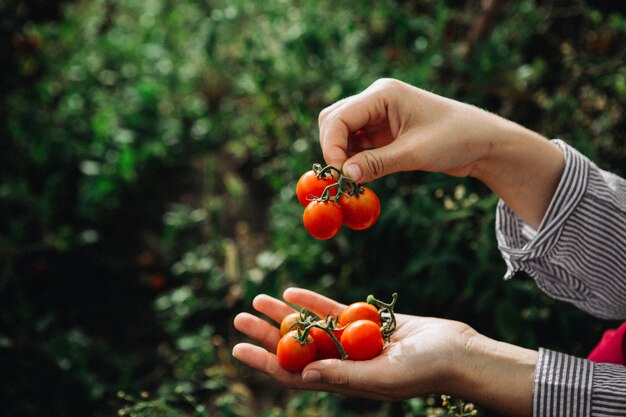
297,163,381,240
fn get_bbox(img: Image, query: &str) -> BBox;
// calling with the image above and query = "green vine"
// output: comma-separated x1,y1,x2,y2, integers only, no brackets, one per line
367,293,398,341
311,163,364,203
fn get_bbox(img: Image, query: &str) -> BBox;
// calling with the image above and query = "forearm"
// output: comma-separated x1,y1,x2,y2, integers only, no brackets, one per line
468,111,564,230
450,332,538,417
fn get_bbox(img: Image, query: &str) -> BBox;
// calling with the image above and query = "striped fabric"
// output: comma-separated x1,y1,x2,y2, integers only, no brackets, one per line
535,349,626,416
495,139,626,416
533,349,593,416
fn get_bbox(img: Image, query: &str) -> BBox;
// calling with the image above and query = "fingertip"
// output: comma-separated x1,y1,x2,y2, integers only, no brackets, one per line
231,342,269,359
252,293,266,303
232,343,243,358
323,145,347,173
282,286,303,299
282,287,312,306
282,287,302,298
343,164,362,183
251,293,271,309
232,312,250,330
344,150,388,184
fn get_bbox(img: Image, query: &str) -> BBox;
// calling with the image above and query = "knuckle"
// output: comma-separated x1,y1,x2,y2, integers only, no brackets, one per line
325,371,350,387
371,77,401,91
318,108,330,127
325,110,340,126
265,357,282,377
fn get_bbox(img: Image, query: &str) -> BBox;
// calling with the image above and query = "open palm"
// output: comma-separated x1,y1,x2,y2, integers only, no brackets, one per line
233,287,475,401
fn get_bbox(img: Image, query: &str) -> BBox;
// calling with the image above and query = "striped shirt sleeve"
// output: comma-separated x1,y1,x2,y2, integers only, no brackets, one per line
534,348,626,417
495,139,626,417
496,139,626,320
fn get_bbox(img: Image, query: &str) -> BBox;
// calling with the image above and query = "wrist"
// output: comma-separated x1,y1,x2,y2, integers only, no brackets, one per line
466,113,564,229
466,111,543,182
449,332,537,417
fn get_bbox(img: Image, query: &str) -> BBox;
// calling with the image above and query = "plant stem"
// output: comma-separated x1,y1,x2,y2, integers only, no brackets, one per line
367,293,398,341
300,315,348,360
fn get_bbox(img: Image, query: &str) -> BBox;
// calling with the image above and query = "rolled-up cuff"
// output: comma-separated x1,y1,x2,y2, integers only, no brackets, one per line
534,348,626,416
496,139,590,279
533,348,593,417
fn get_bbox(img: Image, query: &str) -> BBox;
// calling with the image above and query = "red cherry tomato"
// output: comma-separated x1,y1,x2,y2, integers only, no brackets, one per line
339,187,381,230
340,319,384,360
309,323,343,360
339,301,381,326
303,200,343,240
276,330,317,371
296,170,336,207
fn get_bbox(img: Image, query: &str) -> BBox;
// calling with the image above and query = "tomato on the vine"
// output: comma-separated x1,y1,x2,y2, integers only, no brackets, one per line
274,293,397,368
340,319,384,360
276,330,317,371
279,312,302,336
309,323,343,360
339,301,381,326
339,187,380,230
303,200,343,240
296,170,336,207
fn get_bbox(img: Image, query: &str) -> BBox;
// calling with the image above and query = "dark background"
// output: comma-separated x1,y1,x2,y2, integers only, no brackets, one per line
1,0,625,416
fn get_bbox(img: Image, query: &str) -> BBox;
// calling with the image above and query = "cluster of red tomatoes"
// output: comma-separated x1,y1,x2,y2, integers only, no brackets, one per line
296,164,381,240
276,294,397,371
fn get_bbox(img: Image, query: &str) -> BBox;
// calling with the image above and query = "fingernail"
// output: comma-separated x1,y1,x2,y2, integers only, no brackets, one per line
345,164,361,182
231,344,241,359
302,370,321,383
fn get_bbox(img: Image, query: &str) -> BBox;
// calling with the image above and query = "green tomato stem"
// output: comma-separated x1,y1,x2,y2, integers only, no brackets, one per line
310,163,362,202
367,293,398,341
317,164,342,178
301,315,348,360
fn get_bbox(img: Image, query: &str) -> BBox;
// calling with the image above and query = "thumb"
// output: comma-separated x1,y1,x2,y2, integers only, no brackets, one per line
302,360,353,386
343,145,400,183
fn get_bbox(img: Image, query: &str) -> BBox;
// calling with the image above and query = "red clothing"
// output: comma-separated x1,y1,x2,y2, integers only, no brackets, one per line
587,322,626,366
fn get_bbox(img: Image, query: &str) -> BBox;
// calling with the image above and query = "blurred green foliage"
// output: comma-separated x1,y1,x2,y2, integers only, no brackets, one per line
1,0,626,416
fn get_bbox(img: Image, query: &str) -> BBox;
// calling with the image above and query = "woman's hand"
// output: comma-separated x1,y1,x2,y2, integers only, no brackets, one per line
319,78,564,229
319,78,486,182
232,288,537,416
233,287,470,400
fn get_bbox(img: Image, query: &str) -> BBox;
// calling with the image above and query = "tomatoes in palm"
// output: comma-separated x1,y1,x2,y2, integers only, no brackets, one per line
339,187,380,230
303,200,343,240
339,301,381,326
309,324,343,360
340,319,384,360
296,170,336,207
277,330,317,371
